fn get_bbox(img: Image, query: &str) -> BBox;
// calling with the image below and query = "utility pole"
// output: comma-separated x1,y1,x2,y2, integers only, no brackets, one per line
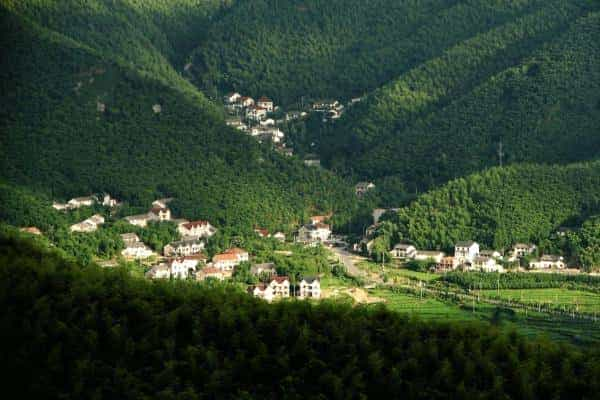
498,141,504,167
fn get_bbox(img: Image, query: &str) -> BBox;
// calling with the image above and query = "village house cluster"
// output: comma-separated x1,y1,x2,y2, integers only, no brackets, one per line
52,193,119,233
389,240,565,273
223,92,291,154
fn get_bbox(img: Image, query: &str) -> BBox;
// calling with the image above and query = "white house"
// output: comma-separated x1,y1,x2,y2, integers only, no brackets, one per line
169,257,200,279
121,241,154,260
149,206,171,221
212,252,241,271
68,196,96,209
414,250,445,264
197,266,230,281
269,276,290,298
272,232,286,242
225,247,249,262
512,243,537,259
529,255,565,270
390,244,417,259
239,96,255,107
437,256,457,272
152,198,173,209
259,118,275,126
52,202,69,211
70,220,98,233
479,250,502,259
471,256,504,273
454,241,480,264
299,277,321,299
257,96,274,112
251,263,277,276
224,92,241,104
246,105,268,121
70,214,105,233
145,264,170,279
249,284,275,302
178,220,216,239
124,213,154,227
297,223,331,244
101,193,119,207
163,238,205,257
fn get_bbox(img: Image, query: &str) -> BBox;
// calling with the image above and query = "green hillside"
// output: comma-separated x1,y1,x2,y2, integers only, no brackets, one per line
0,4,358,232
191,0,568,104
322,6,600,191
376,161,600,260
2,232,599,399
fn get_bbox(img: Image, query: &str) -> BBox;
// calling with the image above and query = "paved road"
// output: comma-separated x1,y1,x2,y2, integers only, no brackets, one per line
330,247,367,278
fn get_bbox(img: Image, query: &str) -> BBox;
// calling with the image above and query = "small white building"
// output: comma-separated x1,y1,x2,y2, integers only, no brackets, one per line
101,193,119,207
251,263,277,276
246,105,268,121
471,256,504,273
52,202,69,211
67,196,96,209
197,266,230,281
239,96,255,108
178,220,216,239
163,238,205,257
169,257,200,279
70,214,105,233
121,241,154,260
512,243,537,259
150,207,171,221
414,250,445,264
454,241,480,265
224,92,241,104
249,284,275,302
390,244,417,259
146,264,170,279
124,213,154,228
269,276,290,298
152,198,173,209
297,223,331,244
529,255,565,270
272,232,286,242
212,253,238,271
257,96,274,112
299,277,321,299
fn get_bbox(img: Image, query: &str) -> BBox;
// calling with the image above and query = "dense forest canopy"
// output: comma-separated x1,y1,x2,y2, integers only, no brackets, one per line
322,5,600,191
372,161,600,264
0,3,360,232
2,232,599,399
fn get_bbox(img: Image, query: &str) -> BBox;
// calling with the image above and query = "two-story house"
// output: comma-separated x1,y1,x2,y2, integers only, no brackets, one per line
454,241,480,265
299,277,321,299
390,244,417,259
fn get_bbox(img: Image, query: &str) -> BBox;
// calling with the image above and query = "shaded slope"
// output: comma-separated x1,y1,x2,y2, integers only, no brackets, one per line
323,6,600,190
0,6,357,230
190,0,557,104
1,232,599,399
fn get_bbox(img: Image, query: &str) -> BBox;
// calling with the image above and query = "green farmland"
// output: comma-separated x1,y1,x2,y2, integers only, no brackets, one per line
481,288,600,314
369,287,600,346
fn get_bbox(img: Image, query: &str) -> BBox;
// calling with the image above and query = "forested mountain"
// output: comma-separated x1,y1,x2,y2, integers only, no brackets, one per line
189,0,600,196
323,6,600,191
0,3,359,232
376,161,600,255
2,232,599,399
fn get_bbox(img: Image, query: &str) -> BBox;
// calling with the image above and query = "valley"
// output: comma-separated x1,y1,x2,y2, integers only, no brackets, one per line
1,1,600,397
